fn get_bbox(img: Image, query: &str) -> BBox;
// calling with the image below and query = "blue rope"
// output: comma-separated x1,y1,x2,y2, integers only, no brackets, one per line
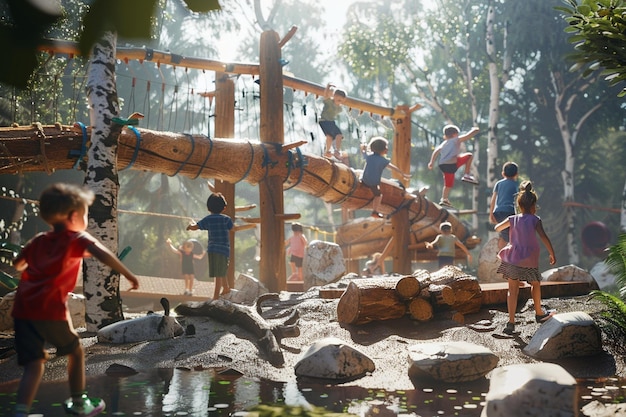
192,135,213,179
237,141,255,183
284,147,306,190
70,122,88,170
171,134,195,176
121,126,142,171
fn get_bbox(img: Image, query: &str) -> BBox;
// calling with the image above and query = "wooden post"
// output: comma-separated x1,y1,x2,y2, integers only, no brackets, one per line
258,31,286,292
214,72,236,288
391,105,413,274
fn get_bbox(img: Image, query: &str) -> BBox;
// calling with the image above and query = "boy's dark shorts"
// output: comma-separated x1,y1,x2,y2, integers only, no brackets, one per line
493,211,514,242
290,255,303,268
438,256,454,268
438,163,459,174
319,120,342,138
360,180,381,196
14,319,80,366
208,252,229,278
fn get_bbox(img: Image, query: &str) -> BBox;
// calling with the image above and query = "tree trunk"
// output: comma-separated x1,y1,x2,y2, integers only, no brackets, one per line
337,279,407,325
83,31,124,331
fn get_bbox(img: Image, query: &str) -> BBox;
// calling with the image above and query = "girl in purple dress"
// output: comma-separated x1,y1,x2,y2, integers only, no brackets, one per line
495,180,556,334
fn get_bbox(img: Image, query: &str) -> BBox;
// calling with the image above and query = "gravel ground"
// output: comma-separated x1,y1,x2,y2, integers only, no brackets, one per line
0,286,623,391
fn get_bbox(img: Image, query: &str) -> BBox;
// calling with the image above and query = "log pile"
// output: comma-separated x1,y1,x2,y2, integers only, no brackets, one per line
336,266,481,325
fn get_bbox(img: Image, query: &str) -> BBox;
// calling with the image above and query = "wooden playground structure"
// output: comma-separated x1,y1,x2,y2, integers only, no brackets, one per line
0,31,480,293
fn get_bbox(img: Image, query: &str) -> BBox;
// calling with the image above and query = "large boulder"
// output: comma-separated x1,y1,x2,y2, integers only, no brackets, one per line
294,337,374,381
407,341,499,382
0,291,85,331
229,273,268,305
523,311,603,360
589,261,618,291
302,240,345,290
481,363,578,417
476,237,503,283
542,264,599,287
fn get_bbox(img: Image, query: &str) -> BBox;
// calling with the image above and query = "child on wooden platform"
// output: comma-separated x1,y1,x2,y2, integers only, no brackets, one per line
427,124,480,207
319,83,347,158
166,238,204,295
285,222,308,282
187,192,233,300
360,136,411,219
425,221,472,269
363,252,385,276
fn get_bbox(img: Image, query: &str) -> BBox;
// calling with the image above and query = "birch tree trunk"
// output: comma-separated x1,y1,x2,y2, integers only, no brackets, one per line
622,179,626,232
83,31,124,331
551,70,603,265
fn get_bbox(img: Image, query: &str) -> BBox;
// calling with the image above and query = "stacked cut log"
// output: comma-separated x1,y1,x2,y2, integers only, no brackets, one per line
336,265,481,325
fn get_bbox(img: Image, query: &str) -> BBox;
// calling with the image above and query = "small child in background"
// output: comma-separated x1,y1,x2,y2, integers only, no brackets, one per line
495,180,556,335
427,124,480,207
285,222,308,282
12,183,140,417
187,192,233,300
363,252,385,276
425,221,472,269
319,83,347,158
166,238,204,296
490,161,519,250
360,136,411,218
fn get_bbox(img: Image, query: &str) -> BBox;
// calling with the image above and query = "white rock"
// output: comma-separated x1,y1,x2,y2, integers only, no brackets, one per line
581,400,626,417
476,237,504,283
542,264,598,285
97,314,184,343
228,273,268,305
481,363,577,417
408,341,499,382
523,311,602,360
0,291,85,331
294,337,374,380
589,261,618,290
302,240,345,290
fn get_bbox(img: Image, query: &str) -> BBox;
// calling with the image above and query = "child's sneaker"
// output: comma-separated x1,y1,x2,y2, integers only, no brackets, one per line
64,394,105,417
439,199,453,208
461,174,479,185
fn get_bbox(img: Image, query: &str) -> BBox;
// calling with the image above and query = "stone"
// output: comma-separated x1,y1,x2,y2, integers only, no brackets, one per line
294,337,375,380
97,313,185,343
302,240,345,290
476,237,504,283
481,363,578,417
407,341,499,382
589,261,618,291
581,400,626,417
542,264,598,286
230,273,268,305
523,311,603,360
0,291,85,331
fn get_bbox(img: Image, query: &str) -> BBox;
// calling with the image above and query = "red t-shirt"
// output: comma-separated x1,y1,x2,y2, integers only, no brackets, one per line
12,229,96,321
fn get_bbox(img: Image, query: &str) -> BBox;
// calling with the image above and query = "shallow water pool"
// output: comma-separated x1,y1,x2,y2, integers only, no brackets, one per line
0,368,624,416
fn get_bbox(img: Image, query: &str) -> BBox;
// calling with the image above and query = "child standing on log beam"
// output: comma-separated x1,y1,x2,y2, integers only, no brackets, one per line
187,192,233,300
360,136,411,218
319,83,347,158
427,124,480,207
495,180,556,335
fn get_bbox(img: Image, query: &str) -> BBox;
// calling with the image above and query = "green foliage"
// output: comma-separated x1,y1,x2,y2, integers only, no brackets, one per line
589,289,626,355
604,232,626,298
558,0,626,96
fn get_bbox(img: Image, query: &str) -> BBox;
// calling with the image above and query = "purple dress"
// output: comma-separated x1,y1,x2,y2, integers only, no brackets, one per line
498,213,540,268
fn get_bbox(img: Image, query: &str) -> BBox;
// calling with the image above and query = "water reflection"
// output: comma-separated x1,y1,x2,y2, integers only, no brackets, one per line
0,368,624,416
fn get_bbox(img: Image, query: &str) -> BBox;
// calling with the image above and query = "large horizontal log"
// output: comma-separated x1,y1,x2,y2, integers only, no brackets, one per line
337,278,407,325
0,124,478,256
